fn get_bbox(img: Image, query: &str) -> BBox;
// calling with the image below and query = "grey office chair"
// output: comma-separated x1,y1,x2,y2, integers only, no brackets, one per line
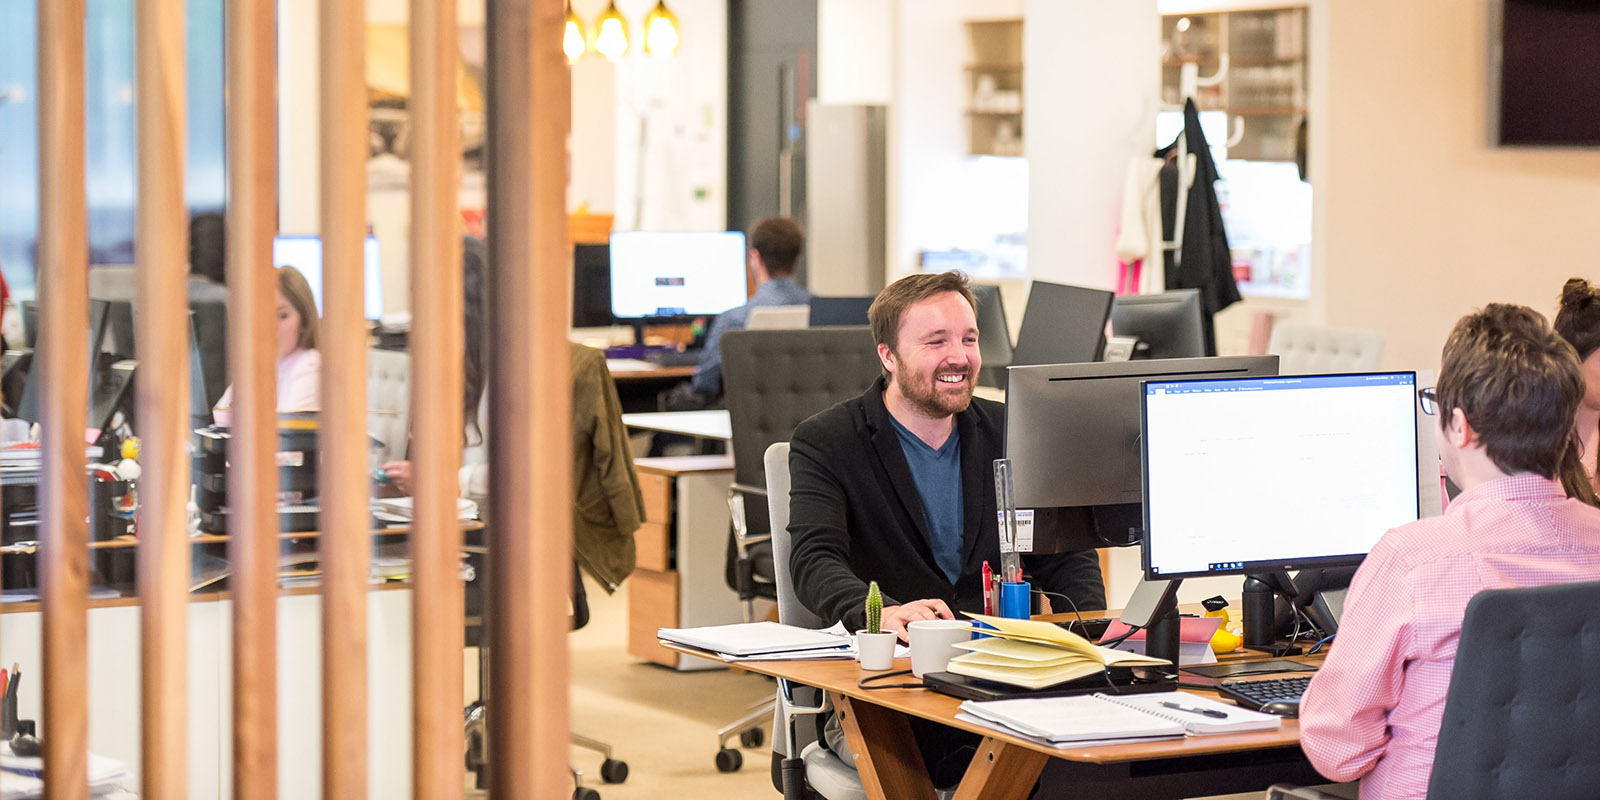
713,327,882,773
766,441,867,800
1269,579,1600,800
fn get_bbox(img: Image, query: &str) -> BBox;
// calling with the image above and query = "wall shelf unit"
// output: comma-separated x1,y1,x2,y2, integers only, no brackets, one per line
965,19,1025,157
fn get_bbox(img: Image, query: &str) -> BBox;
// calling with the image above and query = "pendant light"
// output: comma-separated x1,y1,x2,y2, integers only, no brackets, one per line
563,1,588,62
593,1,630,61
644,0,680,56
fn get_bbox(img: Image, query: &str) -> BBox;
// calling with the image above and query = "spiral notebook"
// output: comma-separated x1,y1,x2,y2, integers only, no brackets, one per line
959,690,1279,744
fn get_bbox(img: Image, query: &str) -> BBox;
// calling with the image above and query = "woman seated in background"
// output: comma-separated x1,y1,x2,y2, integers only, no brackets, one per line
212,265,321,426
1555,277,1600,504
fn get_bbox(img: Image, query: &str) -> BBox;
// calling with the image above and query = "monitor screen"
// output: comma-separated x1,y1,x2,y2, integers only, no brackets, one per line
971,284,1013,379
1011,281,1114,367
572,243,614,328
608,231,749,320
1111,289,1205,360
1006,356,1279,531
1141,371,1421,579
808,296,874,327
271,234,385,320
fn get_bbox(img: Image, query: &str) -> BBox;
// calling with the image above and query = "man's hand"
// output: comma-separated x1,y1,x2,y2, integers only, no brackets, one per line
880,598,955,642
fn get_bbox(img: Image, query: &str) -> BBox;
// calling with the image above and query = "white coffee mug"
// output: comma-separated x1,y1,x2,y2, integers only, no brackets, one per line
907,619,975,678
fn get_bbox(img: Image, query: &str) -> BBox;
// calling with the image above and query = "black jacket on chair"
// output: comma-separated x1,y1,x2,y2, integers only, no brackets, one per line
788,376,1106,632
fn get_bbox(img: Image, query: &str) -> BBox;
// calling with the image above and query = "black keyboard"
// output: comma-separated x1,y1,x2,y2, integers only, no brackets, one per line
644,348,702,367
1218,675,1312,717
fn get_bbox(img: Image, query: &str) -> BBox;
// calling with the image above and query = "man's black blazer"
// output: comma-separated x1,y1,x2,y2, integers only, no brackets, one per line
788,376,1106,632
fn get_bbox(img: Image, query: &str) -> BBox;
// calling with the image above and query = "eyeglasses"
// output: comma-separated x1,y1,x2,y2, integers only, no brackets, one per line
1418,387,1438,416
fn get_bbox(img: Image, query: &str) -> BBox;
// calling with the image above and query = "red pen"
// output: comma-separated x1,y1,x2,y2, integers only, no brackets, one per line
981,561,994,615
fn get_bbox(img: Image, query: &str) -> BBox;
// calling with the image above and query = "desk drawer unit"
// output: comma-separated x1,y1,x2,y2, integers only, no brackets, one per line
629,455,738,670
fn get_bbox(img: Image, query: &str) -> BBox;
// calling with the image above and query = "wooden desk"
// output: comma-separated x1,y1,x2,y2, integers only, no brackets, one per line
622,410,733,441
607,359,696,413
661,642,1324,799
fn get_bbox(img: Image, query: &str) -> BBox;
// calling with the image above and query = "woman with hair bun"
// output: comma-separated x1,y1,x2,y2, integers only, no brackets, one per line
1554,277,1600,503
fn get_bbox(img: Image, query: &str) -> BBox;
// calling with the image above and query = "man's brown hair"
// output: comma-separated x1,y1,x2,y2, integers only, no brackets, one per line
1437,303,1583,479
868,271,978,358
749,216,804,277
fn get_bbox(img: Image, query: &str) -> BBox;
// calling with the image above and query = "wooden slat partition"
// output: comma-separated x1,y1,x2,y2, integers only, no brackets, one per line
408,0,466,794
320,0,371,796
486,0,573,796
134,0,190,794
226,0,281,795
38,0,92,797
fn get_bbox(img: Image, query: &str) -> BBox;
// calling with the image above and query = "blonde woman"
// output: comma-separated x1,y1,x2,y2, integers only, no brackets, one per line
212,265,321,426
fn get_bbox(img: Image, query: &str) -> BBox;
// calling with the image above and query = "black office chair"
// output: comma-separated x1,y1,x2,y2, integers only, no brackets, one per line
1269,579,1600,800
712,326,883,773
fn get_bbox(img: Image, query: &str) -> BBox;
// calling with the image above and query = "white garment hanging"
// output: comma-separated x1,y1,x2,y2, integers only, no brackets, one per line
1114,157,1167,295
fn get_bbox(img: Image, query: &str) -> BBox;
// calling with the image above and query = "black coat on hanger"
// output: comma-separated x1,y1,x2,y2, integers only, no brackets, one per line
1156,98,1242,355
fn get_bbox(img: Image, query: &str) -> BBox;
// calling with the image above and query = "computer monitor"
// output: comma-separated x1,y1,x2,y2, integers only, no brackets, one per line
970,284,1013,388
808,296,874,327
271,233,385,320
607,231,748,322
1140,371,1421,580
1011,281,1114,368
572,243,614,328
189,313,213,429
1110,289,1205,360
1005,355,1279,549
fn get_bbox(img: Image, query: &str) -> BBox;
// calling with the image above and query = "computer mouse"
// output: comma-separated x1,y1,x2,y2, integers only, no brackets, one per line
1258,700,1300,718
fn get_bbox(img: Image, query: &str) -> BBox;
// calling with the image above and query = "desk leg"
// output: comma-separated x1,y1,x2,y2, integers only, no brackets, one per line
952,737,1049,800
837,695,938,800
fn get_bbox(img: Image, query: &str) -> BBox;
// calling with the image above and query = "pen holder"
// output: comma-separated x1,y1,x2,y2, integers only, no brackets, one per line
999,580,1031,619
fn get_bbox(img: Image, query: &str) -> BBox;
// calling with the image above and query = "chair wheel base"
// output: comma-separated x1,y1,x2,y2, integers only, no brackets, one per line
739,727,765,748
573,788,601,800
715,747,744,773
599,758,628,784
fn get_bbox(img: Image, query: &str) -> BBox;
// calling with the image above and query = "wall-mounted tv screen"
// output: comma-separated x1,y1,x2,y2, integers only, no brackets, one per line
1492,0,1600,146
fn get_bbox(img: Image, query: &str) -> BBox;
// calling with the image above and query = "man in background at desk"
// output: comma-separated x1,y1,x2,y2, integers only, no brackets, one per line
664,216,812,410
787,271,1105,784
1299,303,1600,800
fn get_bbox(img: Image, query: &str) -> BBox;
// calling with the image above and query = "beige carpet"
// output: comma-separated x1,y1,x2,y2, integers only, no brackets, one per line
467,573,779,799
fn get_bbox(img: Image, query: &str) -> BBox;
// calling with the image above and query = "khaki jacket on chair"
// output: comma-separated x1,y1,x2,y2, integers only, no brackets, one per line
571,343,644,592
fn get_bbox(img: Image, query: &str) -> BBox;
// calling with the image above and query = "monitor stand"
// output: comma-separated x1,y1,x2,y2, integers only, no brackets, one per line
1119,578,1182,674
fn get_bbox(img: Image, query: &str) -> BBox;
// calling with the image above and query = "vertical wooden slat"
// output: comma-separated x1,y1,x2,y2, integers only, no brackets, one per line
486,0,572,797
321,0,370,796
409,0,465,794
134,0,189,794
37,1,90,798
226,0,280,794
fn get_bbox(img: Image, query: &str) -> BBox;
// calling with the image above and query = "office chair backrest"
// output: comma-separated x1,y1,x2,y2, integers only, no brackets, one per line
1425,579,1600,800
765,442,825,629
1266,323,1385,375
746,304,811,331
367,348,411,464
722,326,881,491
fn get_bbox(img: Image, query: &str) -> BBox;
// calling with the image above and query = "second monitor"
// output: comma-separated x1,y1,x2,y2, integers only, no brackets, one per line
1110,289,1205,360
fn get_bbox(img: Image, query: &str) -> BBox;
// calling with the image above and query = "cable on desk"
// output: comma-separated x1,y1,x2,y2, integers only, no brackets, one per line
858,669,923,691
1306,633,1335,656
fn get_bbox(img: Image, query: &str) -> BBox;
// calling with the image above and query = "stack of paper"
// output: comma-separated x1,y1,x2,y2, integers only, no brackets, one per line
1,743,129,798
958,695,1185,745
658,621,853,661
946,613,1169,690
372,496,479,523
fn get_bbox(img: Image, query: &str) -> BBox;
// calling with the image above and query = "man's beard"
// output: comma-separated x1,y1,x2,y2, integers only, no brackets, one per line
894,364,974,418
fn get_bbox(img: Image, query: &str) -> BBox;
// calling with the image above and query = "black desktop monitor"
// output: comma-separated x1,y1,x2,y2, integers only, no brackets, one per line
189,313,213,429
1004,355,1279,550
572,243,614,328
16,301,114,424
970,284,1013,388
1011,281,1114,368
808,296,874,327
1140,371,1420,580
100,299,136,360
1110,289,1205,360
21,301,38,349
608,231,748,321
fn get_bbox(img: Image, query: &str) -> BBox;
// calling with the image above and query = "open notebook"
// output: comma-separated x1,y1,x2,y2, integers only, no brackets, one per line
959,690,1279,745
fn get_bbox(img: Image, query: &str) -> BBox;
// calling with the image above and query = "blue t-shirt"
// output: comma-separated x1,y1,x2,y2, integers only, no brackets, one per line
887,413,964,584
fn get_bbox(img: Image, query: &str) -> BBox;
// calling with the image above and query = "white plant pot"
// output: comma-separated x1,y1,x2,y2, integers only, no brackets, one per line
856,630,898,671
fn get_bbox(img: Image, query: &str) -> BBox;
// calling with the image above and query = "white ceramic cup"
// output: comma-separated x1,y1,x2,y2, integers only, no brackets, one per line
907,619,975,678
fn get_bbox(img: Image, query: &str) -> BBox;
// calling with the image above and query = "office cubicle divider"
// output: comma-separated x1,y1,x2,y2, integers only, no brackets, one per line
38,1,92,794
226,0,282,796
135,0,192,795
485,2,574,799
31,0,568,797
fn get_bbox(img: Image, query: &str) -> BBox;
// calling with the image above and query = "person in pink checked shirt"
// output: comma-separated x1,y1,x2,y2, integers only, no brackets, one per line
1298,303,1600,800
